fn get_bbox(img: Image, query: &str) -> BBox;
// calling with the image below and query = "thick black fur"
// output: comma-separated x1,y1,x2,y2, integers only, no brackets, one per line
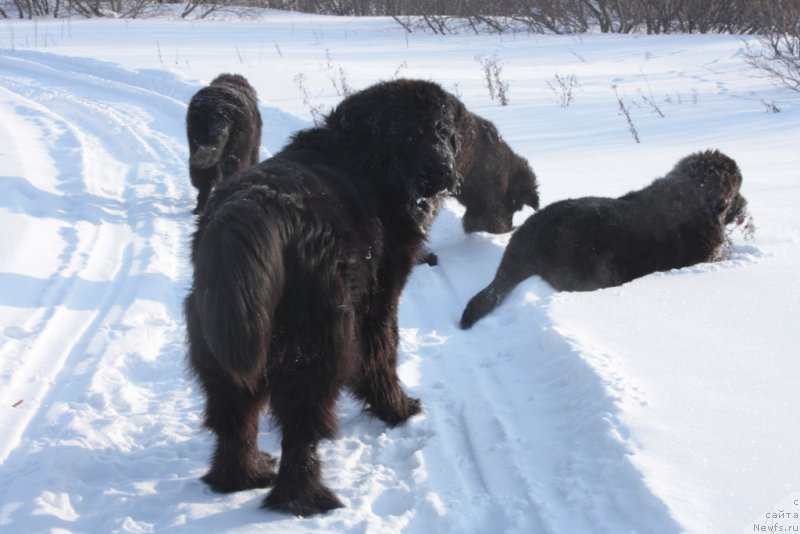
186,73,262,214
414,111,540,266
185,79,465,516
461,150,749,329
455,112,539,233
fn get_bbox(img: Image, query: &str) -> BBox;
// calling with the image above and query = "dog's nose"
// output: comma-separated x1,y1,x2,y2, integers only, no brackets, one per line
426,154,457,186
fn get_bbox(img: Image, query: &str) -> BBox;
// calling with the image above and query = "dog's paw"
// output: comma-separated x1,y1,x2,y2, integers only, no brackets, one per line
263,481,343,517
418,251,439,266
402,396,423,421
202,451,277,493
371,394,422,427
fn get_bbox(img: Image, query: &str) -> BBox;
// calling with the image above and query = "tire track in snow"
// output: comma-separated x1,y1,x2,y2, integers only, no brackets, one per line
392,203,682,532
0,52,201,530
0,85,127,462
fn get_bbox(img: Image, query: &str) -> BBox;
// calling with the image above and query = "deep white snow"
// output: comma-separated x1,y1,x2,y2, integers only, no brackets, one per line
0,11,798,533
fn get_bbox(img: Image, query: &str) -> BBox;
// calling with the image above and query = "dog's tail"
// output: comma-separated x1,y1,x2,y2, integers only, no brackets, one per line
459,247,534,330
191,190,286,390
460,283,507,330
190,123,231,170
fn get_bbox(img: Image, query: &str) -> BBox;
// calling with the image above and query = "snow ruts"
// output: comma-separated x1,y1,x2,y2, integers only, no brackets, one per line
396,205,681,532
0,51,198,531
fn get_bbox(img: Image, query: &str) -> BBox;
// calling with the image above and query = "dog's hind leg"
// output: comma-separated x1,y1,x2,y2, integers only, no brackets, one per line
262,339,348,515
262,275,352,516
263,375,344,517
185,294,277,492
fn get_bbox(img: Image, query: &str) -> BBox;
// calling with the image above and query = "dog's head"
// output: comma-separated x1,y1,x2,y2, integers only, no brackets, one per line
674,150,747,226
327,79,463,201
453,113,539,234
210,73,256,92
461,155,540,234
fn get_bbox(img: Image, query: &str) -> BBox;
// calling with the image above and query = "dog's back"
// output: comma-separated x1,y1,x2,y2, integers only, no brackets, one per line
188,153,374,385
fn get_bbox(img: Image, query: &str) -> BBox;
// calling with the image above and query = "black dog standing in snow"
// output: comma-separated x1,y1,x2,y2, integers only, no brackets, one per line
455,112,539,234
415,111,540,266
460,150,749,329
186,73,262,214
185,79,465,516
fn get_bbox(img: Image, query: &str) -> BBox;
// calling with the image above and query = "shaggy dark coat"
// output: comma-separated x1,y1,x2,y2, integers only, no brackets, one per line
186,73,262,213
455,112,539,233
185,79,465,516
414,112,540,266
460,150,749,329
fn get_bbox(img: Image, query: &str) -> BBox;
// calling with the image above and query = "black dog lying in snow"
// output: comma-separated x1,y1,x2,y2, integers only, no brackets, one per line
185,79,466,516
460,150,749,329
186,73,262,213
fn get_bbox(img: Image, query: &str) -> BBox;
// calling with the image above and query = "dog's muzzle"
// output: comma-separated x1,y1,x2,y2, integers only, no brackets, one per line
420,152,459,197
725,193,748,225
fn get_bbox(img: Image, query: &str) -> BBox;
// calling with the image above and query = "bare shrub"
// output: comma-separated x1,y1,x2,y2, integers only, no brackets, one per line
636,69,664,117
612,85,640,143
761,99,781,112
293,73,327,126
393,60,408,79
477,55,509,105
546,73,580,108
743,32,800,92
5,0,800,30
324,49,352,97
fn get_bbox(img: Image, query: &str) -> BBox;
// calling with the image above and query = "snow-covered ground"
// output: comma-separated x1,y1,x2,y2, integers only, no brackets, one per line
1,11,798,533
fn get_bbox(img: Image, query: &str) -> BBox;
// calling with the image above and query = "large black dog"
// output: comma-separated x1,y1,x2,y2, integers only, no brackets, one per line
461,150,749,329
185,79,465,516
415,111,540,266
186,73,262,213
455,112,539,234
